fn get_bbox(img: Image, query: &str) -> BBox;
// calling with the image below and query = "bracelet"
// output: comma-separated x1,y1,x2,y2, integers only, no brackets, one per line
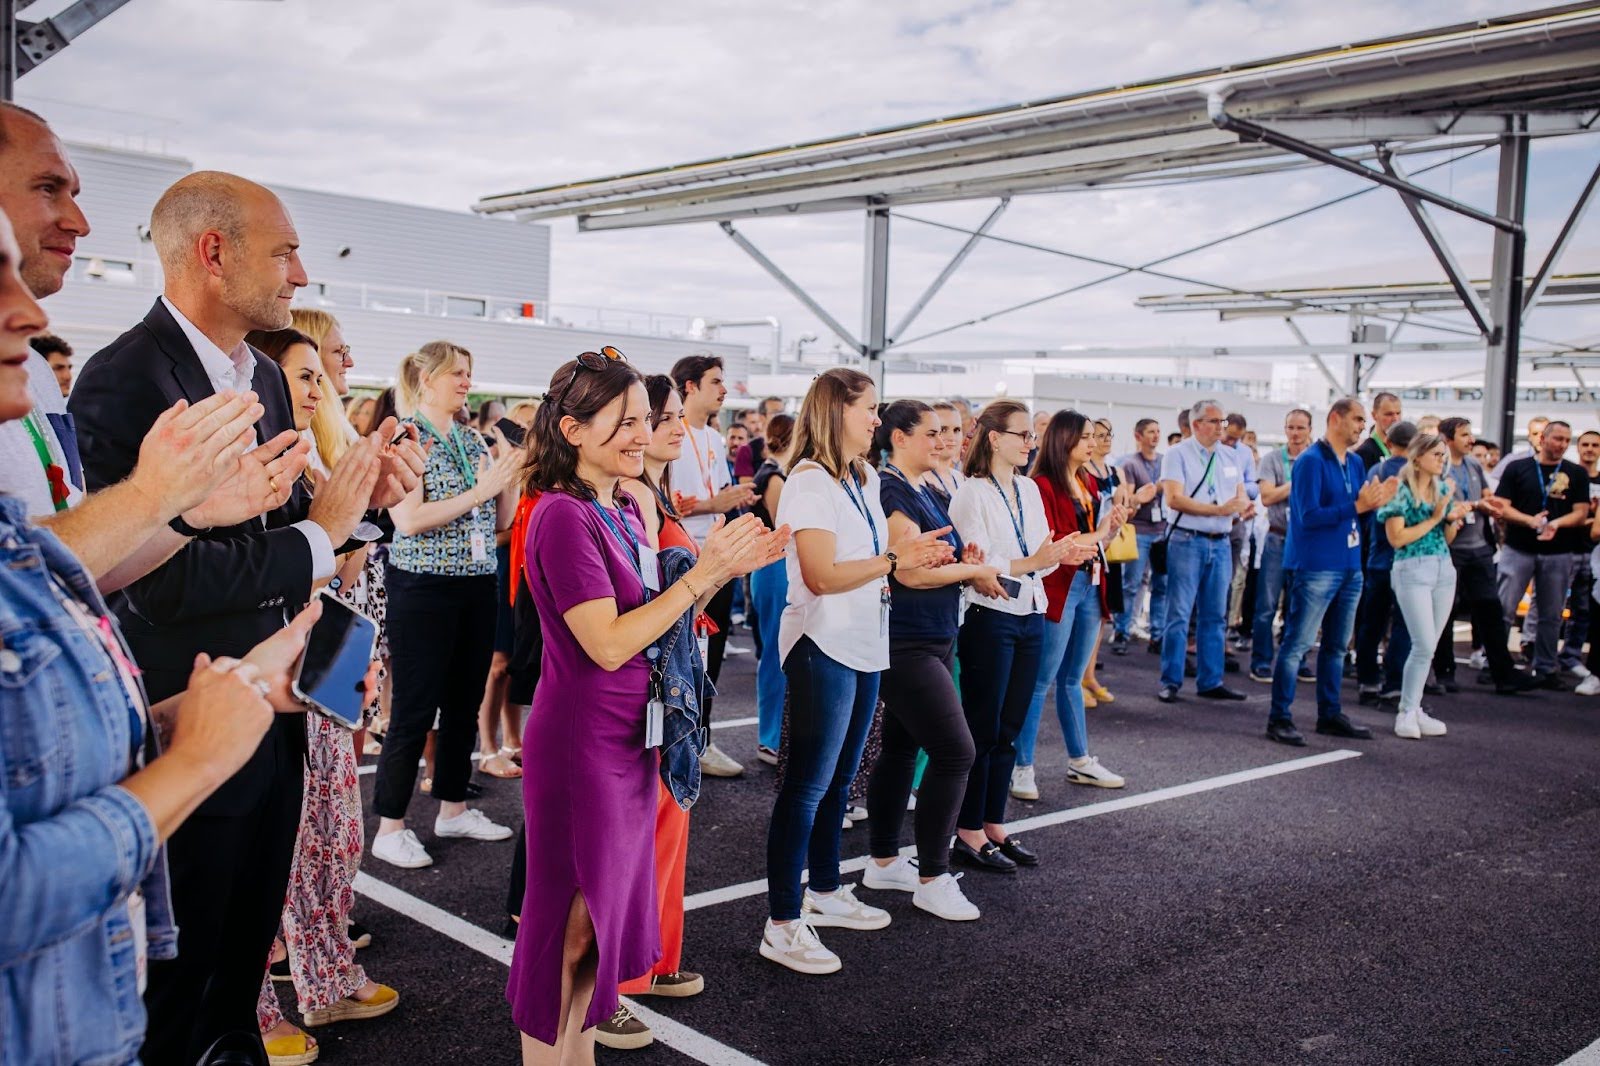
681,574,703,600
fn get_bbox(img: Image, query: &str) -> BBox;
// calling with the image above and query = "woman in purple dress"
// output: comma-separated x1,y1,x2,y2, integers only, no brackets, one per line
508,351,777,1063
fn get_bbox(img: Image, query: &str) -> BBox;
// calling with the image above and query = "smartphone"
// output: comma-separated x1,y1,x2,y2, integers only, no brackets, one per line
997,575,1023,599
291,591,378,729
496,417,527,448
389,425,411,447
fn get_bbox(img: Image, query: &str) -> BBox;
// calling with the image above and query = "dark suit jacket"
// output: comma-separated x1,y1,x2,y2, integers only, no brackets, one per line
70,299,312,810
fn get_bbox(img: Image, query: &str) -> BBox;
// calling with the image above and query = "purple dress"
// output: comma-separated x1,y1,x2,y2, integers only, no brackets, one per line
507,492,661,1042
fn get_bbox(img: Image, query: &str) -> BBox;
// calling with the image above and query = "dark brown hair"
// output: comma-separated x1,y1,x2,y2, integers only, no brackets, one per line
765,412,795,456
1032,409,1092,504
872,399,935,467
524,356,643,503
670,353,723,394
245,327,318,364
962,399,1029,479
642,373,681,516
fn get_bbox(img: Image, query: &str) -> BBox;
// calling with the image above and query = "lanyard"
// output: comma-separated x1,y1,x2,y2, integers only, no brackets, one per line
884,464,961,556
930,469,957,496
23,410,68,512
1536,462,1558,511
1373,435,1391,459
1323,441,1354,499
840,474,880,555
590,500,651,602
415,415,477,489
988,475,1028,557
684,424,716,496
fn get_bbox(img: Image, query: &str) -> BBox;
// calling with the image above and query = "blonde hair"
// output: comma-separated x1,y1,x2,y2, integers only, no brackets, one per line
1402,431,1448,504
789,367,874,483
507,399,538,427
289,307,354,467
398,340,472,416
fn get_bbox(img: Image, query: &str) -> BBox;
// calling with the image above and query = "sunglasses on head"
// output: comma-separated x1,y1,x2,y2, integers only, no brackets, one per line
554,346,627,409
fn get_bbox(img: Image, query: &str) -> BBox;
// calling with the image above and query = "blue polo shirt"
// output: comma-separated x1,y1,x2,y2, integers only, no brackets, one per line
1285,439,1367,572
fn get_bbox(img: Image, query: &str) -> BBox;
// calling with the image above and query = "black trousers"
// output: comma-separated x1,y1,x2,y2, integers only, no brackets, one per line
374,567,497,818
141,703,303,1066
702,579,736,723
956,606,1042,831
868,636,975,878
1355,567,1407,690
1434,549,1519,684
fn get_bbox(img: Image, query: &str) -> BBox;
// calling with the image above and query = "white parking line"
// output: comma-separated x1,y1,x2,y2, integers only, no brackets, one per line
353,872,768,1066
683,748,1361,912
1560,1035,1600,1065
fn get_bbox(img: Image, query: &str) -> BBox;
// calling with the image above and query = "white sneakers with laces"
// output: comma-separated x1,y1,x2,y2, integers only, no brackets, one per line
759,919,841,975
801,884,891,930
913,873,980,922
1065,755,1126,789
370,829,433,869
1576,675,1600,696
1395,709,1447,739
434,808,514,841
861,855,919,893
1415,709,1448,737
699,743,745,778
1009,765,1039,801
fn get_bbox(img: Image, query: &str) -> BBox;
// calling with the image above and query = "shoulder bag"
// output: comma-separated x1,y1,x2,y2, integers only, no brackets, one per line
1148,450,1217,576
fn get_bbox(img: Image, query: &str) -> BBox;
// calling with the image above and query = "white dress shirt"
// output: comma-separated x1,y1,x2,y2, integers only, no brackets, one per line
949,473,1055,616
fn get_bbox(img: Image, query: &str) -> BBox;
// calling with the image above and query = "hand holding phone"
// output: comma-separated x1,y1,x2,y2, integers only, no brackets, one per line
292,591,379,729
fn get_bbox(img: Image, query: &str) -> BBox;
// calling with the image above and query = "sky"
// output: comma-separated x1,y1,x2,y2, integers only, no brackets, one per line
16,0,1600,377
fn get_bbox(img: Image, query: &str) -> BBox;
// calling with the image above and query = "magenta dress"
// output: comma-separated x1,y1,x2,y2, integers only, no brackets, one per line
508,491,661,1043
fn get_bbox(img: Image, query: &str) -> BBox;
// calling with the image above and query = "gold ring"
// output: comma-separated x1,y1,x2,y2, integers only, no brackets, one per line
268,475,281,494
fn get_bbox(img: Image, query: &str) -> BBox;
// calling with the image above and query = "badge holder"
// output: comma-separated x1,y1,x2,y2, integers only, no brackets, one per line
645,646,664,749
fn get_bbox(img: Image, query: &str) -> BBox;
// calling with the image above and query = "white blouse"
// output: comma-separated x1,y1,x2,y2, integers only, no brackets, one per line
948,473,1055,616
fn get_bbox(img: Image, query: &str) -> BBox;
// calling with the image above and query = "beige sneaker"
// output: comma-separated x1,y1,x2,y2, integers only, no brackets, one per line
699,743,745,778
759,919,841,975
595,1005,653,1050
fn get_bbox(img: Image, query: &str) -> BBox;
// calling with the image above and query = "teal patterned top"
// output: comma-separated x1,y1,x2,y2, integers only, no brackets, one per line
1376,478,1451,561
387,416,498,577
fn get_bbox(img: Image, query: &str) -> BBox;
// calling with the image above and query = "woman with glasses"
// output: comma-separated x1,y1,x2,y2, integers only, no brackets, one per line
370,341,525,871
1078,418,1125,707
1012,410,1130,802
948,401,1087,873
760,369,954,975
860,400,1002,921
750,412,796,765
509,351,777,1061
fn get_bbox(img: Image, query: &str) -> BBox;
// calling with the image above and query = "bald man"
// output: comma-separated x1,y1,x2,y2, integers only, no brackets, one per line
69,170,419,1064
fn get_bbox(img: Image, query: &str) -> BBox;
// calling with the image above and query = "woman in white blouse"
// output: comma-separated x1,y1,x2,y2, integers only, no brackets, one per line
760,368,953,977
948,400,1086,874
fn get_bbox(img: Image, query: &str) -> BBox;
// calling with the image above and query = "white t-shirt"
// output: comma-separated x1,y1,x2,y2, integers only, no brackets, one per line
0,351,85,517
948,473,1054,616
669,420,732,543
776,461,890,674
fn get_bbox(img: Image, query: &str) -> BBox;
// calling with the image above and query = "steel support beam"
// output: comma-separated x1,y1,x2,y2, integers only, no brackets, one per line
1,2,16,100
1485,121,1530,448
13,0,136,78
1379,152,1493,336
862,206,891,394
719,221,864,357
1283,318,1345,396
890,198,1006,344
1523,157,1600,317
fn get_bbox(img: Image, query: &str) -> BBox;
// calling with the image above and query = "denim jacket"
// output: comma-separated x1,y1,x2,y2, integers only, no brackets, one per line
0,495,177,1066
654,546,713,810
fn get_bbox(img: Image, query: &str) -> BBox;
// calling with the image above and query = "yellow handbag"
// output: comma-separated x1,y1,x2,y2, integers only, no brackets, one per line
1104,522,1138,564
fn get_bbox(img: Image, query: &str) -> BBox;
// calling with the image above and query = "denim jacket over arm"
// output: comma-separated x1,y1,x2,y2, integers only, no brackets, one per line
654,545,713,810
0,495,176,1066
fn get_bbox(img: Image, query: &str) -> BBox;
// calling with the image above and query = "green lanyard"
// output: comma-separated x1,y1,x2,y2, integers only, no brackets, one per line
23,410,67,512
1373,435,1391,458
415,415,477,489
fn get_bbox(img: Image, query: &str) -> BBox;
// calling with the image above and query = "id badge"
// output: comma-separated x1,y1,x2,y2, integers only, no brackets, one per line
1032,581,1048,614
645,698,664,749
1347,523,1360,549
129,888,148,995
470,530,487,562
1464,510,1476,525
352,576,368,606
880,582,891,639
697,632,710,666
1091,562,1102,587
638,545,662,592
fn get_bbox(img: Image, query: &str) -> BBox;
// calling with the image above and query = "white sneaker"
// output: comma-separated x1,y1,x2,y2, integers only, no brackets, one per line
801,884,891,930
1468,649,1488,670
1416,709,1448,737
755,745,779,766
371,829,433,869
1009,764,1039,801
1065,756,1126,789
906,792,917,811
699,743,744,778
913,873,980,922
1394,710,1422,740
724,643,752,657
861,855,919,893
759,919,840,975
1568,663,1593,680
1576,675,1600,696
842,815,854,830
846,805,867,823
434,808,514,842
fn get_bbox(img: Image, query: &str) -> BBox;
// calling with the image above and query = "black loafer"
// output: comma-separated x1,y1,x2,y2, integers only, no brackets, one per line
1111,635,1129,656
1266,720,1306,747
1534,672,1568,691
1147,640,1162,655
1157,684,1180,703
1296,666,1316,683
1197,685,1246,701
989,835,1038,867
951,838,1017,874
1315,714,1372,739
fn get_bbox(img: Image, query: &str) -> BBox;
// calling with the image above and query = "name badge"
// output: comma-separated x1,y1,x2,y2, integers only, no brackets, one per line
470,530,487,562
638,545,662,592
1464,511,1476,525
880,582,891,639
697,632,710,667
1347,524,1360,549
1032,581,1048,614
1091,562,1102,587
645,698,664,749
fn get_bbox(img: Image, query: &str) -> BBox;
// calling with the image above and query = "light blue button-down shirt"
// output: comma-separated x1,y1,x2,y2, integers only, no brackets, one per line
1158,436,1247,535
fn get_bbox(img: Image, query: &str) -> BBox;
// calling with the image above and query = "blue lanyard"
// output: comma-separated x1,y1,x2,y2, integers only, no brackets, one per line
840,474,880,554
885,464,962,556
590,500,651,602
1536,462,1557,511
988,475,1028,556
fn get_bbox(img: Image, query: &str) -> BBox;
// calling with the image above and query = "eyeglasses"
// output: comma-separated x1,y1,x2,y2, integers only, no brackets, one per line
331,344,353,364
998,429,1037,444
1194,417,1224,426
555,346,627,410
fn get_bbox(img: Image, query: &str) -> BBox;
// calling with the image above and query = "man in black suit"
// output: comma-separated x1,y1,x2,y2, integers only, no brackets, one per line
70,170,420,1064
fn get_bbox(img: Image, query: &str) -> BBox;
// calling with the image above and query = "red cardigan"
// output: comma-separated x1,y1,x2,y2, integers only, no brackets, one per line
1033,474,1091,622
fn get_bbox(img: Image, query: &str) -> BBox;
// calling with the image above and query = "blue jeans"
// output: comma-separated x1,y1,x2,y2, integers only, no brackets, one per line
1248,532,1311,676
1115,530,1167,641
956,605,1042,829
766,636,880,920
1160,529,1232,691
1269,568,1363,724
1017,572,1098,764
750,559,788,750
1391,554,1457,714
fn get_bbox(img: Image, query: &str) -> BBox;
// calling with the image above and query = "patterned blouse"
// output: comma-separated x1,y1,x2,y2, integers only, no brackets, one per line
387,416,498,577
1376,478,1450,561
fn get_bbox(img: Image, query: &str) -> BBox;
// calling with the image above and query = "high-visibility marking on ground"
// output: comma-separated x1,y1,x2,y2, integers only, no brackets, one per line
1559,1035,1600,1065
355,719,761,775
353,872,769,1066
683,748,1362,913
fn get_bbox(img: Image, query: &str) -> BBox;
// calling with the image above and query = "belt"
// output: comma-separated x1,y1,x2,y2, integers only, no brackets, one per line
1268,525,1288,537
1176,529,1228,540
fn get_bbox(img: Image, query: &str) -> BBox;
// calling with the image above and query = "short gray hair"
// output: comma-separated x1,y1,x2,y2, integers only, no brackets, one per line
149,171,258,274
1189,398,1222,422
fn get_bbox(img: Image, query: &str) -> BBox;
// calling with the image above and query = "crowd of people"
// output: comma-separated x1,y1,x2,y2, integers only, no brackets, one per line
2,100,1596,1066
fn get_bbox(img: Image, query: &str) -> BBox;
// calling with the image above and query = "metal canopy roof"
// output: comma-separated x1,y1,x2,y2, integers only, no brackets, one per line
475,4,1600,228
1137,271,1600,316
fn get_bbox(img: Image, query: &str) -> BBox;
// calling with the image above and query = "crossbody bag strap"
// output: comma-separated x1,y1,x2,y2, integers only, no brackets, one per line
1161,451,1217,546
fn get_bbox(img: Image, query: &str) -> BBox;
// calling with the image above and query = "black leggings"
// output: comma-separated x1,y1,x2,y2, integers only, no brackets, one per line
702,579,736,723
868,637,975,878
956,605,1042,831
373,566,497,819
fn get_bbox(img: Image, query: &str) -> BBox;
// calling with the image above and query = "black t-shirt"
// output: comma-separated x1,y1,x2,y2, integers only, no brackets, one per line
1354,436,1389,474
752,459,784,528
879,473,963,643
1495,456,1592,555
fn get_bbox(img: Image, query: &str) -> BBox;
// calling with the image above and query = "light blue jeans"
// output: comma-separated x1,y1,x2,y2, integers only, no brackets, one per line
750,559,788,750
1016,571,1099,765
1114,531,1167,642
1390,553,1458,714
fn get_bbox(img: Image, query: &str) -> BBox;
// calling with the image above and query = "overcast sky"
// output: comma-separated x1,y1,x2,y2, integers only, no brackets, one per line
17,0,1600,372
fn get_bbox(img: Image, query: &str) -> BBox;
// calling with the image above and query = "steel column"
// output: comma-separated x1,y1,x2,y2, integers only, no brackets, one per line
1,1,16,100
1485,120,1530,449
862,205,890,394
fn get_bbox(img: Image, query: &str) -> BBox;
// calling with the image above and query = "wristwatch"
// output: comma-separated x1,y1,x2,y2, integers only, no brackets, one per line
885,550,899,575
328,575,344,593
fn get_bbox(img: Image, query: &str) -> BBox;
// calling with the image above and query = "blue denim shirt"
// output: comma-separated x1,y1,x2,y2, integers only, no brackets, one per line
654,546,713,810
0,495,177,1066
